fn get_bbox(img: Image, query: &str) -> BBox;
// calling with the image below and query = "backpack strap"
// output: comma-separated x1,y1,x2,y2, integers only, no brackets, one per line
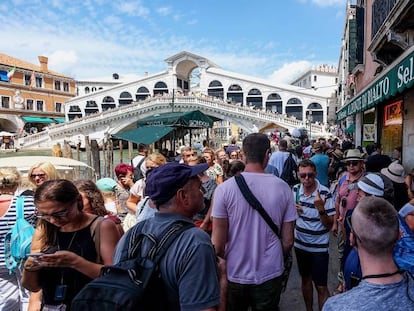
16,196,25,220
234,174,281,239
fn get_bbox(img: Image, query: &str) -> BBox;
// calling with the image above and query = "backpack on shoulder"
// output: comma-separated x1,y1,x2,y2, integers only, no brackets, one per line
394,215,414,274
132,157,146,183
71,220,194,311
4,196,35,274
280,152,299,187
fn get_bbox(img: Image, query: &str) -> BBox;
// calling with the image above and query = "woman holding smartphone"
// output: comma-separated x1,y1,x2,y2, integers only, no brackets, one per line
21,179,121,311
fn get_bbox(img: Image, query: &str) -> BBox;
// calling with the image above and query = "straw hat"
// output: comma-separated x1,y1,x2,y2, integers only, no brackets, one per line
342,149,364,162
381,161,405,184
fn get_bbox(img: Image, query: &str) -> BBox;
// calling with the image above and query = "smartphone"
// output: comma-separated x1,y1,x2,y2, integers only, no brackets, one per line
28,252,44,258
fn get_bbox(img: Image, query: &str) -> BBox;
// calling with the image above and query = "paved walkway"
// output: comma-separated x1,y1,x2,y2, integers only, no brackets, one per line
280,233,340,310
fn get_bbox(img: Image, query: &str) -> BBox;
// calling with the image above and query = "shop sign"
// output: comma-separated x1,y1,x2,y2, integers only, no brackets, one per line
337,48,414,120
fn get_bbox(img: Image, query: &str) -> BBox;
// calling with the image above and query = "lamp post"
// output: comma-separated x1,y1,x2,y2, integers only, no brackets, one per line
308,110,313,141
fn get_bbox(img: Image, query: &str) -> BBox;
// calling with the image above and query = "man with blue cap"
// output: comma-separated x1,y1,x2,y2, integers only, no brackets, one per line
113,162,222,311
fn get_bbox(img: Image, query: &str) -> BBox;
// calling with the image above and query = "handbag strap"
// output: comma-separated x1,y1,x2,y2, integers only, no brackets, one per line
234,175,280,239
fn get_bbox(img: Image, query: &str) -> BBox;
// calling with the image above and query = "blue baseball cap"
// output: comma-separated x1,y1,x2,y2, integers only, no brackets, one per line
145,162,208,206
96,178,117,192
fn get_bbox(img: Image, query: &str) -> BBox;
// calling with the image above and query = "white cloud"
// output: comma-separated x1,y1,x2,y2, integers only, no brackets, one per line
156,6,172,16
117,1,150,17
268,61,312,84
48,50,78,74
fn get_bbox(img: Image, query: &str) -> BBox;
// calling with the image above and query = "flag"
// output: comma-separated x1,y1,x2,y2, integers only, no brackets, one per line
30,71,35,88
7,66,16,82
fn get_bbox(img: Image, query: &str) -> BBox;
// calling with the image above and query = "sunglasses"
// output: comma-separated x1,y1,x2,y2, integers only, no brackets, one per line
184,154,195,157
299,173,315,179
31,173,46,179
36,209,70,220
346,161,361,166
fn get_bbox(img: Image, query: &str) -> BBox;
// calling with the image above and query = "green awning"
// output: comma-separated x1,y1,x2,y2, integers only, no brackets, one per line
53,118,66,123
136,110,214,128
22,116,55,124
345,123,355,134
113,126,174,144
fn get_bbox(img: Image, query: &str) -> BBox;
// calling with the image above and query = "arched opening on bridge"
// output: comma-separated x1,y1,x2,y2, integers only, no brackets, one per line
85,100,99,116
307,102,323,123
68,106,82,121
208,80,224,99
102,96,116,111
176,60,197,94
286,98,303,120
266,93,282,113
119,91,133,106
136,86,150,101
0,118,18,132
246,88,263,109
85,87,90,94
154,81,168,96
227,84,243,106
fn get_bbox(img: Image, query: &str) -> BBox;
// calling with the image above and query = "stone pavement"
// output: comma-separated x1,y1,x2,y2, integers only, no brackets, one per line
279,233,340,310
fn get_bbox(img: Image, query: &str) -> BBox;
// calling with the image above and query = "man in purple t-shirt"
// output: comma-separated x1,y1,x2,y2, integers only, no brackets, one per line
212,133,297,311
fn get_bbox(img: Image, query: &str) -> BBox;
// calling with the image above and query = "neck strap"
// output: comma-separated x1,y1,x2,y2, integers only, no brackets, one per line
362,270,402,280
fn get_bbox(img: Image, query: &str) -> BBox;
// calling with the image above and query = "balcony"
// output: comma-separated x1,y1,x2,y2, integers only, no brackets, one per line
369,0,414,66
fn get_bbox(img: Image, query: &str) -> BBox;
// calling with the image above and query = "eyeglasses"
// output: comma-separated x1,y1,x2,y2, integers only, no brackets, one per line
230,153,238,158
299,173,315,179
346,161,361,166
31,173,46,179
36,209,70,220
346,215,363,244
184,154,195,157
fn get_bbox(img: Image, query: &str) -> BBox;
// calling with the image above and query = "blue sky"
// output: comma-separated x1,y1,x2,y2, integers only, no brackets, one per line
1,0,349,83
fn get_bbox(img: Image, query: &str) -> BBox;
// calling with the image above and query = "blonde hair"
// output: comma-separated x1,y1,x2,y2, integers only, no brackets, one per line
0,167,21,189
28,162,59,186
146,152,167,166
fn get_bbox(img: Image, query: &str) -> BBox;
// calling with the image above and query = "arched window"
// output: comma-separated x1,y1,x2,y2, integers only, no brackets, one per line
266,93,282,113
246,88,262,109
102,96,116,111
85,100,99,116
119,91,133,106
136,86,150,101
286,98,303,120
68,105,82,120
307,102,323,123
84,87,90,94
227,84,243,105
208,80,224,99
154,81,168,96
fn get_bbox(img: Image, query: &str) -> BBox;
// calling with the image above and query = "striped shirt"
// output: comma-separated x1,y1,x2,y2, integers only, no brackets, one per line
0,195,36,267
293,180,335,253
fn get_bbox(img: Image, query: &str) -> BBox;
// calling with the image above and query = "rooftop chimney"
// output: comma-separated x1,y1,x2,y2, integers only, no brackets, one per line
38,56,48,72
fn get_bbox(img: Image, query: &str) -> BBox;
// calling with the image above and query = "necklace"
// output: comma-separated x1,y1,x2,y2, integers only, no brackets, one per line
362,270,402,280
0,192,15,195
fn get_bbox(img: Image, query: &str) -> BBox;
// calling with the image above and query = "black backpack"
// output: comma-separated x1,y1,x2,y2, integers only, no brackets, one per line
280,152,299,186
71,220,194,311
132,157,146,183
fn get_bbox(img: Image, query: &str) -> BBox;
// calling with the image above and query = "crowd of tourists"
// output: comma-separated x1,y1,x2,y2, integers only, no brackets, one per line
0,133,414,310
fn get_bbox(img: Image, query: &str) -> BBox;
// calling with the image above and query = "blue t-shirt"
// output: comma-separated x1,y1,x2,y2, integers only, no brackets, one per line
310,153,330,186
323,272,414,311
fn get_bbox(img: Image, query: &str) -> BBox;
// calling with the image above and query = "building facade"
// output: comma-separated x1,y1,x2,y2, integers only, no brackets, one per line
0,53,76,134
337,0,414,169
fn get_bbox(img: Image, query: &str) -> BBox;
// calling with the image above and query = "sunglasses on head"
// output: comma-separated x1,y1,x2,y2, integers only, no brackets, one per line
346,161,361,166
299,173,315,179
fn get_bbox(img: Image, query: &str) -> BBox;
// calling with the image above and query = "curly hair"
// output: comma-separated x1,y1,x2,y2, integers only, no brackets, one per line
0,167,21,190
73,179,108,217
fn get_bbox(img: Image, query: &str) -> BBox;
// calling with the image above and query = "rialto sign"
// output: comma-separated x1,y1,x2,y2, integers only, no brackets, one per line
337,49,414,121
